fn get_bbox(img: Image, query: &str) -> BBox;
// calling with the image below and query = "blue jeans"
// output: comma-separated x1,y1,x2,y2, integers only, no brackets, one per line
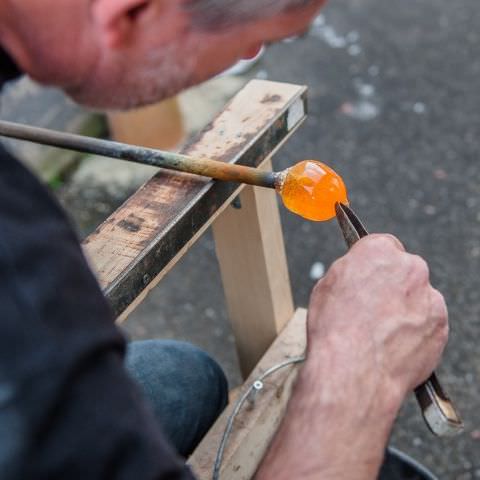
125,340,228,457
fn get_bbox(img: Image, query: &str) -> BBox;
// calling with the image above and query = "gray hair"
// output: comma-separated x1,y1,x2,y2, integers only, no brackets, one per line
183,0,314,29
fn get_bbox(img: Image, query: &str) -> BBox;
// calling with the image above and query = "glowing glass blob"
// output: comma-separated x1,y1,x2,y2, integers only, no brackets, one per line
278,160,348,221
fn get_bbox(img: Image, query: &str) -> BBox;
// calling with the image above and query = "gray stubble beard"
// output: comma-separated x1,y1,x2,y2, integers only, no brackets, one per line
66,41,201,111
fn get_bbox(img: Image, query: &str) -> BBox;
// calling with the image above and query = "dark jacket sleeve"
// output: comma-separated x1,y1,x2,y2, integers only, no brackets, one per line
0,146,194,480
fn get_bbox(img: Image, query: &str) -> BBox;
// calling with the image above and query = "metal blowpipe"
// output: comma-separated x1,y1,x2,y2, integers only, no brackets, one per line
0,120,280,189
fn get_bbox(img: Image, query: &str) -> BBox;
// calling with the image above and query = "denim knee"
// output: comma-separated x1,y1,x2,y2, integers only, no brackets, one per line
125,339,228,456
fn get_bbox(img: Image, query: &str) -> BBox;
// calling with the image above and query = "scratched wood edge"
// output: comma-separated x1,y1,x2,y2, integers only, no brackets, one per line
83,80,307,319
188,308,307,480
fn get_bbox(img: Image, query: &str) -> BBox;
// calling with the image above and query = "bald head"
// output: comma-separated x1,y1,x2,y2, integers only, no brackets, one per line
0,0,325,109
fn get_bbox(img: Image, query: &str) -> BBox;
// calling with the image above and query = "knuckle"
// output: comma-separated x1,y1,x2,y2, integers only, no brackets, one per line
440,322,449,345
433,320,449,352
432,289,449,324
312,256,350,299
317,273,335,294
432,287,447,310
362,234,404,253
365,234,396,251
409,255,430,283
312,261,339,295
326,256,345,279
429,288,449,345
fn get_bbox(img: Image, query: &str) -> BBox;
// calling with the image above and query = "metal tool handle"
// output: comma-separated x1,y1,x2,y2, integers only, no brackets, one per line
415,373,463,436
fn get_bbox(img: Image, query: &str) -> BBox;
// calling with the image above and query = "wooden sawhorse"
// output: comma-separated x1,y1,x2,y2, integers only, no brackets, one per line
83,79,309,479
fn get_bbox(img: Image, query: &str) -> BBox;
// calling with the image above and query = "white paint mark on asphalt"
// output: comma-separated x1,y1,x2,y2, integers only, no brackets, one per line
255,70,269,80
310,14,364,62
313,14,326,27
341,101,379,121
354,78,375,97
470,246,480,258
341,78,380,121
204,307,217,319
348,44,362,56
309,262,325,281
311,14,347,48
413,102,426,114
424,205,437,215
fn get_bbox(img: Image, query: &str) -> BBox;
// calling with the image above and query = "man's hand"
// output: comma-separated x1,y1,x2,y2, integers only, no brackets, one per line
256,234,448,480
308,233,448,406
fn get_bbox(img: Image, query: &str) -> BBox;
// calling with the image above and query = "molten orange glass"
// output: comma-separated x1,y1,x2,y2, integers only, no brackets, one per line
278,160,348,221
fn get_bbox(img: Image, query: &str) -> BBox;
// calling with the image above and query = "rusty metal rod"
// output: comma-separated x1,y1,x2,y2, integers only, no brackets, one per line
0,120,279,189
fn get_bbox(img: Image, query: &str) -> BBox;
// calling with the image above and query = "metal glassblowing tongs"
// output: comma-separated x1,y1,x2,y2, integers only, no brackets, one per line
335,202,464,437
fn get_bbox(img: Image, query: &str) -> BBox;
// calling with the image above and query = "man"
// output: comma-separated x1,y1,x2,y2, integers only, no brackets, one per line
0,1,448,479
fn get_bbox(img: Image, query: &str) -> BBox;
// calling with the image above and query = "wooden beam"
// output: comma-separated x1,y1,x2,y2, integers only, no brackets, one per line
83,80,307,319
213,158,294,377
189,308,307,480
107,97,185,150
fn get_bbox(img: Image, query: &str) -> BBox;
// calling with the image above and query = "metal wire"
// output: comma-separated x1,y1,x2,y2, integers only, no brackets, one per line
212,355,306,480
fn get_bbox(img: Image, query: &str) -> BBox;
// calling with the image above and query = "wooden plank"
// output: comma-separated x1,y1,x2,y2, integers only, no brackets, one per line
189,308,307,480
107,96,184,150
83,80,307,319
212,158,294,377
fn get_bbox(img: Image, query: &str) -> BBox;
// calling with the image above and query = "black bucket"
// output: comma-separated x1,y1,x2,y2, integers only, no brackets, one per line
378,447,438,480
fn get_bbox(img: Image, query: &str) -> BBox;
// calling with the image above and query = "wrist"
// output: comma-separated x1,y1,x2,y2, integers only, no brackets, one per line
256,354,401,480
300,348,404,423
294,346,405,441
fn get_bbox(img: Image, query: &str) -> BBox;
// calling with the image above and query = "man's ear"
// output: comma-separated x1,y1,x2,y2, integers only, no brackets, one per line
93,0,151,48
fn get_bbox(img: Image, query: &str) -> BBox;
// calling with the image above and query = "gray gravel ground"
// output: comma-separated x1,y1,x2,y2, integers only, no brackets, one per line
3,0,480,477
